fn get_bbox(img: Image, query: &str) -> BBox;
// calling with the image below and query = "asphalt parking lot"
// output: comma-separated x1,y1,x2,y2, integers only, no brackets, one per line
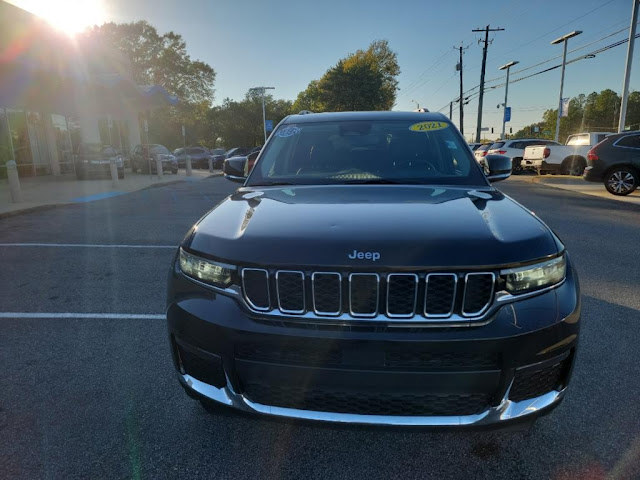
1,176,639,479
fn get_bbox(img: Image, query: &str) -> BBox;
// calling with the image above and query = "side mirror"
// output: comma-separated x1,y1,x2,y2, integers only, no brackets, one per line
484,154,512,182
223,157,247,183
244,151,259,176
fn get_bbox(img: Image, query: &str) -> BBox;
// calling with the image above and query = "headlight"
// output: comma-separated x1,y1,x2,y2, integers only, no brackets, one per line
179,248,235,287
501,255,566,295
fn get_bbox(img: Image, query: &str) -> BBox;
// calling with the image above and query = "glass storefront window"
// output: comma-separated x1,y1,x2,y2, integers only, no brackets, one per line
52,114,74,174
0,108,14,179
7,109,33,176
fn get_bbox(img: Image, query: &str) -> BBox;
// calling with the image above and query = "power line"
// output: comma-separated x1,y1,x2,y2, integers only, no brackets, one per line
488,33,640,91
497,0,616,59
447,23,639,109
399,49,456,97
486,23,635,82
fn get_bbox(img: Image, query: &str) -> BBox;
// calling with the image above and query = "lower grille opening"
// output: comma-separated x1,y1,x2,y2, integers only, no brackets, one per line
385,350,500,370
235,343,342,367
243,383,490,416
236,343,500,372
176,342,226,388
509,358,570,402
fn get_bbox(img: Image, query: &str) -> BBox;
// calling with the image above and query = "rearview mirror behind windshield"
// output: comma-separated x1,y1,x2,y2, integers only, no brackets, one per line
484,154,512,183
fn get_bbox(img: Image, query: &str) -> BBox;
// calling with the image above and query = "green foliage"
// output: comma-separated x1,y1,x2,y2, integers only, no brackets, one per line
292,80,320,113
82,21,216,149
83,21,215,104
293,40,400,113
512,89,639,142
209,92,293,147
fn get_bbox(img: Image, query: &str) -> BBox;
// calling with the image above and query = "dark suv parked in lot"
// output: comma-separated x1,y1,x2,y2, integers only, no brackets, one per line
175,146,212,169
131,144,178,174
167,111,580,427
74,143,124,180
584,130,640,195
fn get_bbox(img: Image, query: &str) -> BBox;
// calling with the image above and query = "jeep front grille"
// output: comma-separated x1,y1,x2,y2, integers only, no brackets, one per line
241,268,496,322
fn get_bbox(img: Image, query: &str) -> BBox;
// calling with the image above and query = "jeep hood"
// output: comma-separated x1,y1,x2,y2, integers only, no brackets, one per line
186,185,562,268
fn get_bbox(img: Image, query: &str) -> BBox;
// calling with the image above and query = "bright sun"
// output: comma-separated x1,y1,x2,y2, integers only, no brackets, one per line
10,0,106,35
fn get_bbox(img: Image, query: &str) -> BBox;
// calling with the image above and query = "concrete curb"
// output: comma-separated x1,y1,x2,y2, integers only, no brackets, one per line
0,173,223,220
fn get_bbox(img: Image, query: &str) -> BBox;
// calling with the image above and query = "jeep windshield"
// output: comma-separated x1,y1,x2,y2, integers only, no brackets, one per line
246,120,488,187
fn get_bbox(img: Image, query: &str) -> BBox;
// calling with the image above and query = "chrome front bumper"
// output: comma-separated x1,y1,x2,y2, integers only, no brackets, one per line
180,372,565,427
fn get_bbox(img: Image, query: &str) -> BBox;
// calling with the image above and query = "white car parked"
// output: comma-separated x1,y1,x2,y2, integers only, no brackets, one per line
522,132,611,175
487,138,560,171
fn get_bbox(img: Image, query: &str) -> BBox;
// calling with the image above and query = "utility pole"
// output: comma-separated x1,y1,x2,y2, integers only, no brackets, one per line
618,0,639,132
455,45,467,134
449,101,453,120
249,86,275,143
472,25,504,143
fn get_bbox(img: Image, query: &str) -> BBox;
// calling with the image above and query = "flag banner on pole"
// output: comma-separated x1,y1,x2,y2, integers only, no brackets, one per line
561,98,570,117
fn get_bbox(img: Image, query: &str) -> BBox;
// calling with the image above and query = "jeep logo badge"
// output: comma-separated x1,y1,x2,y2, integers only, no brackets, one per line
348,250,381,261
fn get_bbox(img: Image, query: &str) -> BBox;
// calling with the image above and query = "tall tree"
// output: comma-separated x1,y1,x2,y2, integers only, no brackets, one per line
292,80,320,113
83,21,215,104
294,40,400,112
81,21,216,148
209,92,292,147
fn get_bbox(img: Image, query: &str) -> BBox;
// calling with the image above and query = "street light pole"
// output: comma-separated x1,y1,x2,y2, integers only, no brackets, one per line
618,0,639,132
499,60,518,140
250,86,275,143
551,31,582,142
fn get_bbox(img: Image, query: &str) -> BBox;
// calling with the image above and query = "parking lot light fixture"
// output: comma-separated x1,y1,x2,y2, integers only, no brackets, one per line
551,31,582,142
250,86,275,143
499,60,518,140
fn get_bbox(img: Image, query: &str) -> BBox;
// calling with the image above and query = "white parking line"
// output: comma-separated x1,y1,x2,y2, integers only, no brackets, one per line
0,312,165,320
0,243,176,249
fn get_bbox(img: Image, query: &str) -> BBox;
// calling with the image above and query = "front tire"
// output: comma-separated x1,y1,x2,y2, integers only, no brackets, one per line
604,166,639,196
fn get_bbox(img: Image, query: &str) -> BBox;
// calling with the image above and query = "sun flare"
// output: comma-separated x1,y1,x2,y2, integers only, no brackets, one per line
9,0,106,35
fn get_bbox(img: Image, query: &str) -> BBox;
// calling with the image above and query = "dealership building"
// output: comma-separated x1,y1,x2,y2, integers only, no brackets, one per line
0,1,177,177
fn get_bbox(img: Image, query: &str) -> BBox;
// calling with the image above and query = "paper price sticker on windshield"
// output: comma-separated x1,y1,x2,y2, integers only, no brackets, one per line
409,121,449,132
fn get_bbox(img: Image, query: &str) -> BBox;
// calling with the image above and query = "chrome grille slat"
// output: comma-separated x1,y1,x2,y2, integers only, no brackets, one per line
312,272,342,316
349,273,379,317
425,273,457,318
276,270,305,314
241,268,497,322
386,274,418,318
242,268,270,311
461,273,495,317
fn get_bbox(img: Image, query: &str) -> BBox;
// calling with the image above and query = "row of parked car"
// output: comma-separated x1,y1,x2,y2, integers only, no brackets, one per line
470,129,640,196
73,143,261,180
469,138,560,172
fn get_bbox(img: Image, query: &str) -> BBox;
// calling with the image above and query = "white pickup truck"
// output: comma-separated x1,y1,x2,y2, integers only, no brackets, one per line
522,132,611,175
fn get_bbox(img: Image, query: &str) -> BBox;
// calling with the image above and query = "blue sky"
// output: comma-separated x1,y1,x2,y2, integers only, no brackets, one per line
16,0,639,141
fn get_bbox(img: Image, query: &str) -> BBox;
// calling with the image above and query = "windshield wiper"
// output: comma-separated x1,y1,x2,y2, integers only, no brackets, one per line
249,181,297,186
342,179,414,185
